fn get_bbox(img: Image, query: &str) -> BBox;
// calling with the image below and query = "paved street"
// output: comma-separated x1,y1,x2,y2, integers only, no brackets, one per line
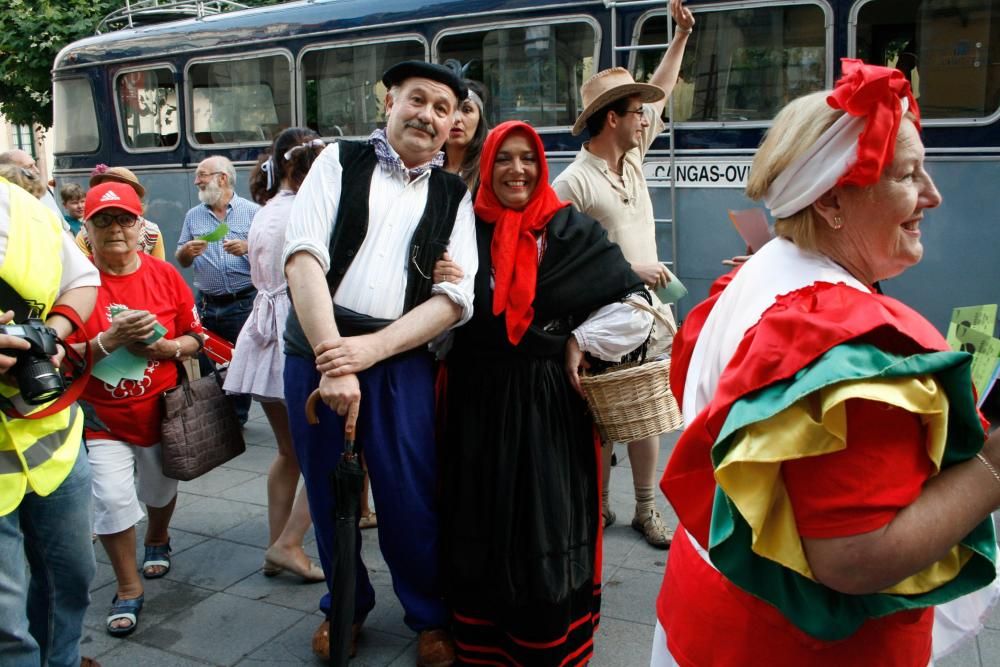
78,404,1000,665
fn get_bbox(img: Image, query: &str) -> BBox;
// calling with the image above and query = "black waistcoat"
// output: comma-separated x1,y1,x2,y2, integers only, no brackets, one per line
284,140,467,358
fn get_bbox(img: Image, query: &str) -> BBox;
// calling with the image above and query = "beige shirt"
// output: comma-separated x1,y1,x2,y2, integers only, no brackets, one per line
552,105,663,265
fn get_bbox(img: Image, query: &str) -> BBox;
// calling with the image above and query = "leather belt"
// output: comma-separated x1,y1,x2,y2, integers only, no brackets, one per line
201,288,256,305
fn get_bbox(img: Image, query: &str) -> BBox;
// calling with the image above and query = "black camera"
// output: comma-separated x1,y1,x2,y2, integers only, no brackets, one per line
0,318,65,405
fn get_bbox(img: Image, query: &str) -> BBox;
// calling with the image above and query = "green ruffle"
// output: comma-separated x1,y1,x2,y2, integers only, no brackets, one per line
707,343,995,641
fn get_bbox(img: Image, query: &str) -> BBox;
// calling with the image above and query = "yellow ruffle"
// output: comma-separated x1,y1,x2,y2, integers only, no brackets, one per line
715,375,970,595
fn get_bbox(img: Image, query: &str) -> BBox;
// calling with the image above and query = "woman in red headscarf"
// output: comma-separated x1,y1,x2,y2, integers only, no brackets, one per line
439,121,651,665
651,60,1000,666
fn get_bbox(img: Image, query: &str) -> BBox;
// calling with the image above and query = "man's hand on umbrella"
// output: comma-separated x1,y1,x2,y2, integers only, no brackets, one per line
319,372,361,417
314,334,385,376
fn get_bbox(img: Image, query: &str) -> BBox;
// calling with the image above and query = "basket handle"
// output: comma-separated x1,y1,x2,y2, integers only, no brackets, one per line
629,298,677,337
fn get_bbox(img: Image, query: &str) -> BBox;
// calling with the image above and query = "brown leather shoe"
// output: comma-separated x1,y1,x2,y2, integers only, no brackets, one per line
311,618,362,661
80,659,102,667
417,628,456,667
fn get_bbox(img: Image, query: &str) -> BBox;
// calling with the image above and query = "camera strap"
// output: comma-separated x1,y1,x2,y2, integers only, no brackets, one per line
0,303,93,420
0,275,32,322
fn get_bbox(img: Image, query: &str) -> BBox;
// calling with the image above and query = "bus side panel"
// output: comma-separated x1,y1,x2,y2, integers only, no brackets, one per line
882,158,1000,332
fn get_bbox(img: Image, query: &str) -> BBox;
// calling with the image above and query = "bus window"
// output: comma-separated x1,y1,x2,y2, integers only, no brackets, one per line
856,0,1000,120
436,20,598,129
115,67,179,151
52,78,99,154
186,52,292,146
301,38,426,138
635,3,826,123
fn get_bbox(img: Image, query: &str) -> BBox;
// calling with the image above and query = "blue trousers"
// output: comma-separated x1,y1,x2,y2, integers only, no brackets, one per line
284,351,447,631
198,292,255,423
0,444,95,667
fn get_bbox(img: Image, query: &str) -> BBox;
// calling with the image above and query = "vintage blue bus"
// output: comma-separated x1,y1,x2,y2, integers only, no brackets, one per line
51,0,1000,329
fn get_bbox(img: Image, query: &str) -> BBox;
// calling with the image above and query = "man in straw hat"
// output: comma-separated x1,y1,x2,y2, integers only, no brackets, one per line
553,0,694,549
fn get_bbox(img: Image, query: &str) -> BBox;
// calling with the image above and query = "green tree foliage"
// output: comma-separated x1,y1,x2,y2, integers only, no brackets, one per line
0,0,120,127
0,0,282,128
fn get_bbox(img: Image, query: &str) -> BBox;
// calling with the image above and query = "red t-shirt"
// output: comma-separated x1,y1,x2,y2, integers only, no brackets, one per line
70,256,202,446
783,398,934,538
659,398,937,666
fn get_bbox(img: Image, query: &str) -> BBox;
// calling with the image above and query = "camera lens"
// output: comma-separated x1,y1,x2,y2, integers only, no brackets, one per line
17,357,65,405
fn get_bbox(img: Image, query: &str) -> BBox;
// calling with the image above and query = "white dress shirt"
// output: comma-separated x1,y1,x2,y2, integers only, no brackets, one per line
284,142,477,327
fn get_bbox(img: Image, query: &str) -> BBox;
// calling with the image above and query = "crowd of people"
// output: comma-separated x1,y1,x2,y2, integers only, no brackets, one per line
2,0,1000,665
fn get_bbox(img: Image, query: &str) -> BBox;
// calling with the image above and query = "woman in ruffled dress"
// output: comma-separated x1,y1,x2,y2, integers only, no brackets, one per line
653,60,1000,666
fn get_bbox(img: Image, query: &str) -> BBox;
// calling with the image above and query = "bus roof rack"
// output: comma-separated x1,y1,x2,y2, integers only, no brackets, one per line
96,0,249,34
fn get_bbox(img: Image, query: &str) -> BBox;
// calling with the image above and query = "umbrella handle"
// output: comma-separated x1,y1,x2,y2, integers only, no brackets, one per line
305,388,322,425
345,399,360,439
304,389,361,438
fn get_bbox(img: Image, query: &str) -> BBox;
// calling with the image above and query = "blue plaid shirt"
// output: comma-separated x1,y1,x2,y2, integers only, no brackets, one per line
177,194,259,296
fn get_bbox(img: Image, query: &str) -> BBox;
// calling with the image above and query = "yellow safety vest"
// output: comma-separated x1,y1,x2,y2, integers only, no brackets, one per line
0,177,84,516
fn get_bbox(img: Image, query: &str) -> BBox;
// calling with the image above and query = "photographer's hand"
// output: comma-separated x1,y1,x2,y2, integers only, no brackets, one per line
0,310,30,375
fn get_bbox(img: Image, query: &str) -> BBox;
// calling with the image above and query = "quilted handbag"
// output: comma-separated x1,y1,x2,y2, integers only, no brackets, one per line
160,360,245,481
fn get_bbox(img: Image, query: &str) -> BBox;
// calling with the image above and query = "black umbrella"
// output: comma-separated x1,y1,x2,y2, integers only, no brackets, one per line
306,392,363,667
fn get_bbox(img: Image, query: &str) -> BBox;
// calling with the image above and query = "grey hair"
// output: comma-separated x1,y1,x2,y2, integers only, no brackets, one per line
217,156,237,187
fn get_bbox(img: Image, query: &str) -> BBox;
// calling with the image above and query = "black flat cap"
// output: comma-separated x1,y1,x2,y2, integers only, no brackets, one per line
382,61,467,102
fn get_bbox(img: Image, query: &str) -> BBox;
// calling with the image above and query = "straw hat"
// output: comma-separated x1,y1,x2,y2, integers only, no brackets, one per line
571,67,665,136
89,166,145,199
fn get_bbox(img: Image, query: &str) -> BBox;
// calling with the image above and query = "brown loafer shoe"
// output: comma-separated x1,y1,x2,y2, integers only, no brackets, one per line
81,658,102,667
417,628,456,667
311,619,362,661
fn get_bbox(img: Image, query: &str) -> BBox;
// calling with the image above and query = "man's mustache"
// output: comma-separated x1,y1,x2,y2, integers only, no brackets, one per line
404,119,437,137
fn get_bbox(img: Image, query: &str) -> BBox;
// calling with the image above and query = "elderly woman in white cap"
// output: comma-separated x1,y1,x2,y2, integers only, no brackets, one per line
651,59,1000,666
76,165,165,259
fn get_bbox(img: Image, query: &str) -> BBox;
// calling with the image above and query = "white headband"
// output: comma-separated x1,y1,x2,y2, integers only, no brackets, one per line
763,96,908,219
467,90,484,112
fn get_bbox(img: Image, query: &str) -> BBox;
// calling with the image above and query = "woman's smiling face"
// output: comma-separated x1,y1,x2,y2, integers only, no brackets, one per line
833,118,942,283
491,131,538,211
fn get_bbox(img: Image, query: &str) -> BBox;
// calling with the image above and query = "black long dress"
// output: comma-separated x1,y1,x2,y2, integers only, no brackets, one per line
441,206,643,666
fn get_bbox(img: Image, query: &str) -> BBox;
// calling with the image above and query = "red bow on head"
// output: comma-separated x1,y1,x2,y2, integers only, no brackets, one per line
827,58,920,188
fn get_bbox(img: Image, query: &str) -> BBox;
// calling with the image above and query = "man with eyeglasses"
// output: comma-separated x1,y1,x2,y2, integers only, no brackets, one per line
175,156,259,423
552,0,694,550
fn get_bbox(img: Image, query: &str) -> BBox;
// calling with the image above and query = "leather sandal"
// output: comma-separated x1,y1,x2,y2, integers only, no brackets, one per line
602,504,616,528
142,541,171,579
106,594,144,637
632,509,672,549
358,511,377,530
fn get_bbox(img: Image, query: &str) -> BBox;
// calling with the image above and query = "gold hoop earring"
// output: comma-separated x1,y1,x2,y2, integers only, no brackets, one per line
831,215,844,230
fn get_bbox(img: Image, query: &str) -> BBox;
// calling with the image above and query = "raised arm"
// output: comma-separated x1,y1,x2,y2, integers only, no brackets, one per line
647,0,696,118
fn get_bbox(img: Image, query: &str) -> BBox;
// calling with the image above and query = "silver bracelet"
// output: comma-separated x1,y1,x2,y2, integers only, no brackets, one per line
975,452,1000,487
678,26,693,35
96,331,111,356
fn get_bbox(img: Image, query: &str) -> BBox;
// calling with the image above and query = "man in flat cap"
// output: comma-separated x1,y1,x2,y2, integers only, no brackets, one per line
553,0,694,550
283,60,476,665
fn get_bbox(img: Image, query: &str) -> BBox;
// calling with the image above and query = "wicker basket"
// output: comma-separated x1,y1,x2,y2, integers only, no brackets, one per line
579,300,684,442
580,358,683,442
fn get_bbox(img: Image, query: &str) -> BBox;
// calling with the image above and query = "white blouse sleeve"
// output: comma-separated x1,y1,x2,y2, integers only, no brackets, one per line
572,294,654,362
430,190,478,327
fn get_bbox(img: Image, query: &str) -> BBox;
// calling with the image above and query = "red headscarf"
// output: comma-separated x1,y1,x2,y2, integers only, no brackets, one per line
828,58,921,188
474,121,569,345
